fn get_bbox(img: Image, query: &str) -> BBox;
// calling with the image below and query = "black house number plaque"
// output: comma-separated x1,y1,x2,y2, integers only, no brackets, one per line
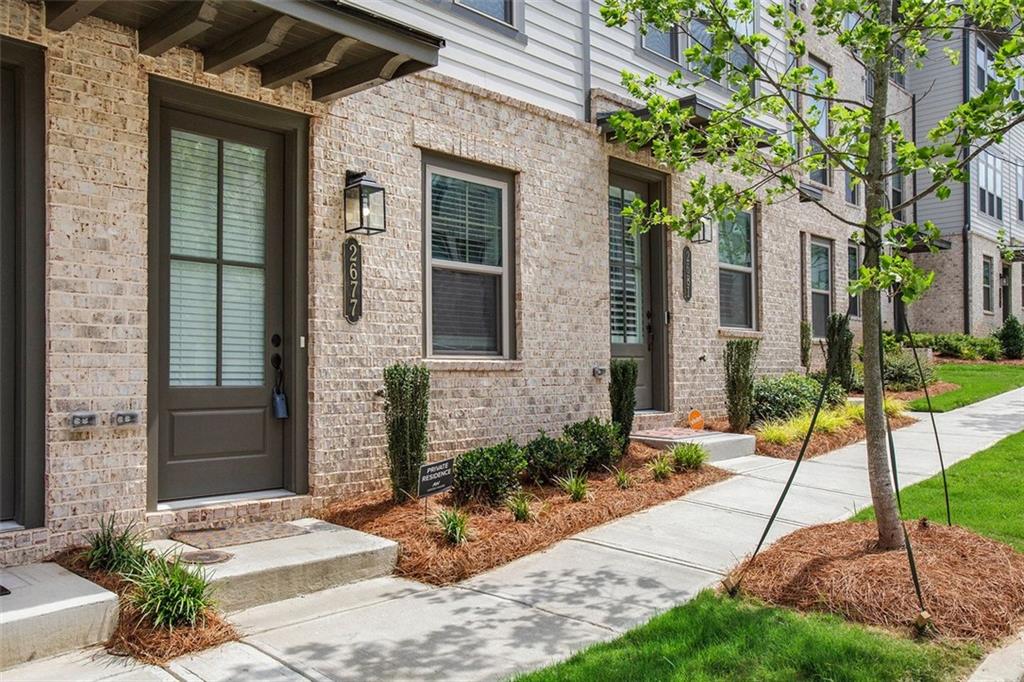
682,246,693,302
343,237,362,323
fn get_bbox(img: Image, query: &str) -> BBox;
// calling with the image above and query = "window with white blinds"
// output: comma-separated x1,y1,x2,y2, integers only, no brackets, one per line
609,184,645,344
810,239,832,338
718,210,756,329
426,164,510,356
168,129,267,386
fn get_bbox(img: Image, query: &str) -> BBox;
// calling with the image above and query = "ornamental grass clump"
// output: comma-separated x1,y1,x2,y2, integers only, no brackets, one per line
610,466,634,490
435,508,470,545
647,454,674,482
670,442,708,471
724,339,759,432
128,553,214,629
452,439,526,505
555,472,589,502
383,363,430,501
505,490,536,523
84,516,150,575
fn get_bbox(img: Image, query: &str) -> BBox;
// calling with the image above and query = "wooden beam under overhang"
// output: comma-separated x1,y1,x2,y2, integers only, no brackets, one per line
312,53,412,102
45,0,105,32
203,13,298,75
261,35,356,89
139,0,219,57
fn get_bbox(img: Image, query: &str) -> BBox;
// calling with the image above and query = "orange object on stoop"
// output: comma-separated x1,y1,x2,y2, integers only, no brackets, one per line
688,409,704,431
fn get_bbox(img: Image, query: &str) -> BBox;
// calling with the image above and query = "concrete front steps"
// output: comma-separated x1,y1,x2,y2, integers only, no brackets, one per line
0,562,118,670
631,426,756,462
150,518,398,613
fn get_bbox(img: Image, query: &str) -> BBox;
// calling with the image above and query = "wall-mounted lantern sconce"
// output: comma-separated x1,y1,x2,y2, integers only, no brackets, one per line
344,170,386,235
691,216,713,244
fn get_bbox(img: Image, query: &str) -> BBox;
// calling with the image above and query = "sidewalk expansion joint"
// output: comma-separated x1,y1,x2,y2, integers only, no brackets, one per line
239,639,331,682
677,497,810,527
452,585,622,635
735,471,872,500
567,537,726,577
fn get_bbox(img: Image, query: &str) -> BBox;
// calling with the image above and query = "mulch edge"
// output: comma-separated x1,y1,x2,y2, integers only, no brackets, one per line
52,549,238,666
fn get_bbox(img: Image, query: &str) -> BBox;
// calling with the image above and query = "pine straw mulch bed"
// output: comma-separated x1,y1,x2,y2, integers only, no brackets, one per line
321,443,730,585
706,415,917,460
732,520,1024,641
53,549,237,665
850,381,960,402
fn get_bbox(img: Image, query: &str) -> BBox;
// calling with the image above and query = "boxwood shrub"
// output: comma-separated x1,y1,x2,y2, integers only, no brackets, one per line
452,439,526,505
563,417,624,471
523,432,586,484
752,373,821,423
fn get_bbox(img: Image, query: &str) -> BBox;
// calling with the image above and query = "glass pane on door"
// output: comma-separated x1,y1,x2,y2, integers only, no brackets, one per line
169,260,217,386
222,265,264,386
609,185,644,344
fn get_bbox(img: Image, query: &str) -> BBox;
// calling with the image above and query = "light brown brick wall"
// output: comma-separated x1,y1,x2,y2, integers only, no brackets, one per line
0,0,913,566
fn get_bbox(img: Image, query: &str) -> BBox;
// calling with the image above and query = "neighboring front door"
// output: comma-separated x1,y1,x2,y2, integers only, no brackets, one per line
1,64,16,521
609,176,654,410
156,109,286,501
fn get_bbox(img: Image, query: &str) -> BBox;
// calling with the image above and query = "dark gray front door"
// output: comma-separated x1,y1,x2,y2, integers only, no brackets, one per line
609,175,654,410
156,109,286,501
1,66,16,520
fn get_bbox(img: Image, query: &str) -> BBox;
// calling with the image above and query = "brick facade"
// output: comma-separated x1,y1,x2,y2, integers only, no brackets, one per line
0,0,914,566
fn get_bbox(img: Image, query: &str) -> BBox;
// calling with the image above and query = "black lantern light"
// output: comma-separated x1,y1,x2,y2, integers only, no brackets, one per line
691,216,714,244
344,170,386,235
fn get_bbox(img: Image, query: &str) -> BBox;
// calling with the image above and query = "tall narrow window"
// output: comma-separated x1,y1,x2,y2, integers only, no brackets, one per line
847,242,860,317
976,39,995,91
808,57,830,185
891,45,907,87
457,0,513,25
1016,160,1023,221
718,210,756,329
810,239,832,337
609,185,645,344
845,171,859,205
426,163,512,356
982,256,994,313
891,141,905,222
978,152,1003,219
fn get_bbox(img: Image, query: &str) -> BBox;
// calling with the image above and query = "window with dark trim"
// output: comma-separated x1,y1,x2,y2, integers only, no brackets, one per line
457,0,513,26
891,141,905,222
810,238,832,337
976,39,996,92
641,24,678,61
847,242,861,317
1016,160,1023,221
978,151,1003,220
982,256,994,313
891,45,906,87
425,158,514,357
718,210,757,329
845,171,859,205
807,56,830,186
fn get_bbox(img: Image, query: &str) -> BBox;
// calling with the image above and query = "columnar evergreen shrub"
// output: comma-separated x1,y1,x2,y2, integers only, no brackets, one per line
825,313,855,391
997,315,1024,360
452,439,526,504
724,339,759,432
609,358,638,447
800,320,812,373
563,417,624,471
523,432,586,484
383,363,430,501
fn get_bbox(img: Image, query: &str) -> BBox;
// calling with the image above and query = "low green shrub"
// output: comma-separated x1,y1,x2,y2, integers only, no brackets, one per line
758,420,797,445
523,432,585,485
128,553,214,628
610,466,634,489
435,508,470,544
647,454,674,482
997,316,1024,360
752,373,820,423
563,418,624,472
555,472,589,502
883,348,936,391
84,516,149,575
609,358,638,447
724,339,759,432
505,491,535,523
919,332,1003,361
452,439,526,505
670,442,708,471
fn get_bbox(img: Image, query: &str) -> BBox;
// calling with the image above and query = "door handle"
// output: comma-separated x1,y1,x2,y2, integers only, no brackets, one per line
271,353,282,370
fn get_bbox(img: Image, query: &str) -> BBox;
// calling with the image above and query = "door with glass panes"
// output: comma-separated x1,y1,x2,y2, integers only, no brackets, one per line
156,110,285,501
609,176,654,409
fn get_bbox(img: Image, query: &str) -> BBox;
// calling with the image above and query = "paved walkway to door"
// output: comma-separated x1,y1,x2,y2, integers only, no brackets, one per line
8,388,1024,682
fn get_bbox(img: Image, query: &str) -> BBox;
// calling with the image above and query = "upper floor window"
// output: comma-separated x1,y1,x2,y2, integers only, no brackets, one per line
718,210,757,329
807,56,830,186
848,241,861,317
845,171,860,205
982,255,994,313
457,0,513,26
425,161,513,357
641,8,754,91
976,39,996,91
810,238,833,337
891,45,907,88
865,69,875,101
891,141,904,222
642,24,678,61
978,151,1003,220
1016,161,1023,221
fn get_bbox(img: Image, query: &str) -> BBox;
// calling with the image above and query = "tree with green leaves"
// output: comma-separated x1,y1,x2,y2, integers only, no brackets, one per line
600,0,1023,549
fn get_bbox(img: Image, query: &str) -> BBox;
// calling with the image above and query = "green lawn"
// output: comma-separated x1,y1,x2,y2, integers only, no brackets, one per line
853,430,1024,551
908,363,1024,412
518,591,978,682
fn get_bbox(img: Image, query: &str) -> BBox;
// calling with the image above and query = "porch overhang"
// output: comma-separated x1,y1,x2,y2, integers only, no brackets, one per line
595,93,777,145
903,233,953,253
43,0,445,102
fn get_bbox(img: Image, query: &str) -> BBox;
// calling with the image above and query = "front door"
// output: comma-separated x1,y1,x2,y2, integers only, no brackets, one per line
156,109,286,501
609,176,654,409
1,65,17,520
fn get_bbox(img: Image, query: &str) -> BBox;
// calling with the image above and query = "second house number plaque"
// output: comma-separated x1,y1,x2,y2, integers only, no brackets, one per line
343,237,362,323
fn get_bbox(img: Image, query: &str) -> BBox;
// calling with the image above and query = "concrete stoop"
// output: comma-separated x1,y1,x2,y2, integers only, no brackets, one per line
149,518,398,613
631,410,678,432
0,562,118,670
631,427,756,462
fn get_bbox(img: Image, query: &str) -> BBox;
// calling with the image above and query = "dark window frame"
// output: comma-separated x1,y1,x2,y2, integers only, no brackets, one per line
809,237,833,338
847,241,861,318
806,55,831,187
0,37,45,529
422,153,517,359
982,255,994,313
443,0,527,43
717,208,758,330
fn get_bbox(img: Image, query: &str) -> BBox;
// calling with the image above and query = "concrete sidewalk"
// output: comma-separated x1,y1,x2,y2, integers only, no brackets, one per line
8,388,1024,681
